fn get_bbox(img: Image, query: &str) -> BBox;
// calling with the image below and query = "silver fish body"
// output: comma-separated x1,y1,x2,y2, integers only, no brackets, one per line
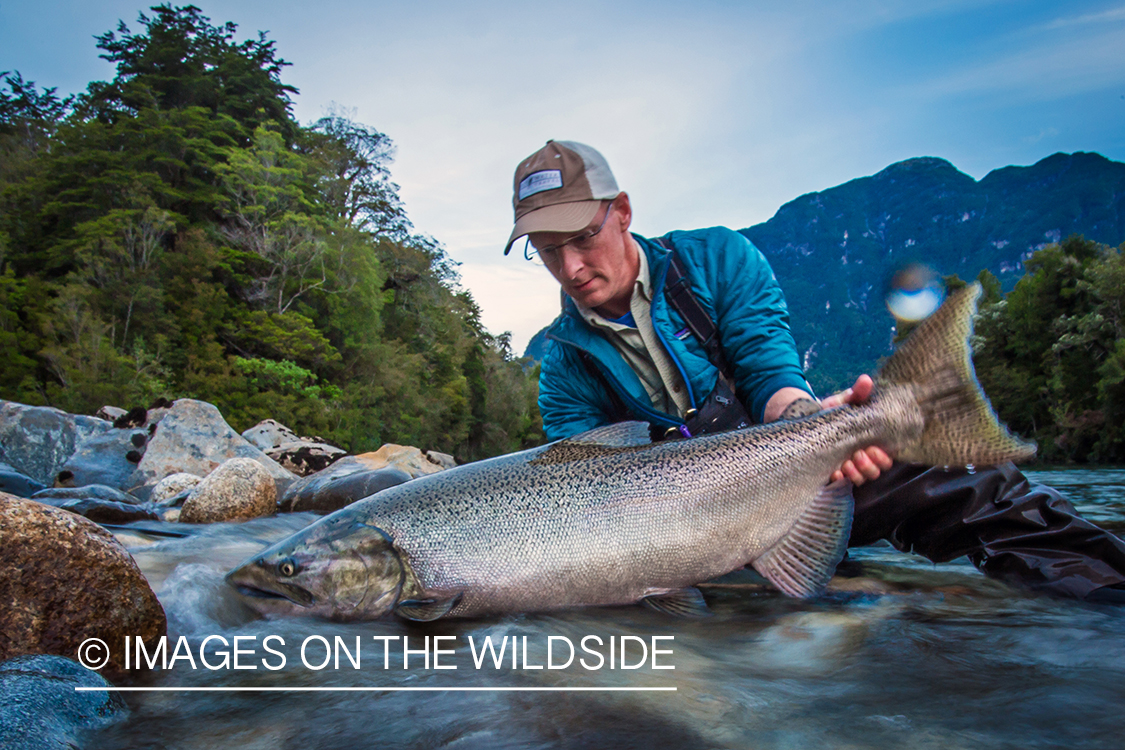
227,284,1035,620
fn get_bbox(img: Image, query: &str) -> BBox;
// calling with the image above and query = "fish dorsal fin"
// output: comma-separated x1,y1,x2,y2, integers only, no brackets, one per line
642,587,711,617
395,593,462,622
531,421,653,465
752,479,854,597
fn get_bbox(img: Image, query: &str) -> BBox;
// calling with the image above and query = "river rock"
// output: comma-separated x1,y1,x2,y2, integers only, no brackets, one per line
0,462,45,498
126,399,294,492
0,401,113,486
0,654,128,749
57,498,161,524
279,465,413,513
362,443,447,478
0,494,166,677
242,419,346,477
149,472,202,504
241,418,300,450
94,405,127,422
56,428,148,490
426,450,458,470
265,440,347,477
179,458,278,523
32,485,141,505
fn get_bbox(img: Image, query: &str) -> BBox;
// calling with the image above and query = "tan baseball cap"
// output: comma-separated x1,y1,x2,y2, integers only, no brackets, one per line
503,140,620,255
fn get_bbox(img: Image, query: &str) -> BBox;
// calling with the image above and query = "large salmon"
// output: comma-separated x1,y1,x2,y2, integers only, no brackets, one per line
226,283,1034,620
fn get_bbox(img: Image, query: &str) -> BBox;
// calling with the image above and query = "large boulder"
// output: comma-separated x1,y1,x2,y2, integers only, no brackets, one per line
0,654,128,749
126,399,294,492
0,494,166,677
179,458,278,523
242,418,346,477
279,465,412,513
276,445,447,513
0,402,112,486
57,428,149,490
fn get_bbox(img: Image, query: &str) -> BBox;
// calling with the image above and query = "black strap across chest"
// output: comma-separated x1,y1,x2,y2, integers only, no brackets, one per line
657,237,730,376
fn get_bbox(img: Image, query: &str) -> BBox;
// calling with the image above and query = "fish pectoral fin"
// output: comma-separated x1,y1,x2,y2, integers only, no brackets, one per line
752,479,854,598
395,593,462,622
642,587,711,618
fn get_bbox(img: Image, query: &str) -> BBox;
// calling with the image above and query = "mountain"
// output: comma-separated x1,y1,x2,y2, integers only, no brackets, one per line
740,151,1125,394
523,151,1125,396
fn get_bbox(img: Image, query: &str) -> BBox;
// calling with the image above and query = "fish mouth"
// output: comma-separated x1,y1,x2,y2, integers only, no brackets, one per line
226,571,315,608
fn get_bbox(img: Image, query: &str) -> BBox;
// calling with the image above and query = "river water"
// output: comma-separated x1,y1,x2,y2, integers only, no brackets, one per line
87,468,1125,749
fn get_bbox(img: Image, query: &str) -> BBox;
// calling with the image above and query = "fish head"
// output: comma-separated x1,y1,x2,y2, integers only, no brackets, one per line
225,514,404,621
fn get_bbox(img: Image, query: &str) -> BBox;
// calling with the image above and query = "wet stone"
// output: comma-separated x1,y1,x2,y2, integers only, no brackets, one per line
0,464,45,498
57,497,161,524
0,494,166,677
31,484,142,505
279,466,412,513
57,428,150,490
0,654,128,750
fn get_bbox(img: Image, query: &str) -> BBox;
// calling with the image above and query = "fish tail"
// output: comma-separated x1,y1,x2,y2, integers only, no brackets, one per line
875,282,1036,466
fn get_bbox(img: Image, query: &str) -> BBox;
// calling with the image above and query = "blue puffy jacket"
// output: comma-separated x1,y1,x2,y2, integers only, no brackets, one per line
539,227,814,441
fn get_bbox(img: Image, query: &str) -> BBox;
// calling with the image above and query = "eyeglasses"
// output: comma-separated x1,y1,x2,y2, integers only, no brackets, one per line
524,200,613,265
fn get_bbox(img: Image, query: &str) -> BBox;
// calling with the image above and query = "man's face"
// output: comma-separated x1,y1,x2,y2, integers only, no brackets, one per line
528,194,639,316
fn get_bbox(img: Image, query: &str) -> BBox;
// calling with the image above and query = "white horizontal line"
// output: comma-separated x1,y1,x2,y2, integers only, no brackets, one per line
75,686,677,692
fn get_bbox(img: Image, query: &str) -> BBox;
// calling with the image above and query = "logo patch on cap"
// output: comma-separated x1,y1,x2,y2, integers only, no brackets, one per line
518,170,563,201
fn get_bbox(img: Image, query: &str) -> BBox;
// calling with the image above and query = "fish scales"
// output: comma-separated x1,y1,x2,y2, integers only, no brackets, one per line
339,401,906,617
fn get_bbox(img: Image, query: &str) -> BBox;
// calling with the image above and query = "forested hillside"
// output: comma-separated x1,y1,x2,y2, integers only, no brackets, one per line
0,5,542,461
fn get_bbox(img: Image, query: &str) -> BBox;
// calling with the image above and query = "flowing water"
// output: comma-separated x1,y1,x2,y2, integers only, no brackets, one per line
86,468,1125,749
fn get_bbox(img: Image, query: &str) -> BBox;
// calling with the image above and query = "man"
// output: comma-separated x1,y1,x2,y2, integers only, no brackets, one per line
505,139,1125,602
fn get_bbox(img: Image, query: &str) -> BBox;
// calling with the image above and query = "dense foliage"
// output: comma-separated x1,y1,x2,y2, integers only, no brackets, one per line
0,5,541,461
971,236,1125,463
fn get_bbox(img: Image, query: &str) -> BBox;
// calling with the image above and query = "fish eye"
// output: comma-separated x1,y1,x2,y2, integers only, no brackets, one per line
278,558,298,577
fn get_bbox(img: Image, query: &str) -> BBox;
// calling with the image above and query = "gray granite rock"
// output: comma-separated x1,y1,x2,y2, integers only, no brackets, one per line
0,463,45,498
57,429,148,490
241,418,299,450
0,401,112,486
126,399,294,493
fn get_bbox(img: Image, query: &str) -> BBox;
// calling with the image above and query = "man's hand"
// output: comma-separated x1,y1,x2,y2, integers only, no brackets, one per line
821,374,894,486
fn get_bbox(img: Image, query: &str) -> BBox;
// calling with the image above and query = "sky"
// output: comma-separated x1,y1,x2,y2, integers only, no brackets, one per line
2,0,1124,353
